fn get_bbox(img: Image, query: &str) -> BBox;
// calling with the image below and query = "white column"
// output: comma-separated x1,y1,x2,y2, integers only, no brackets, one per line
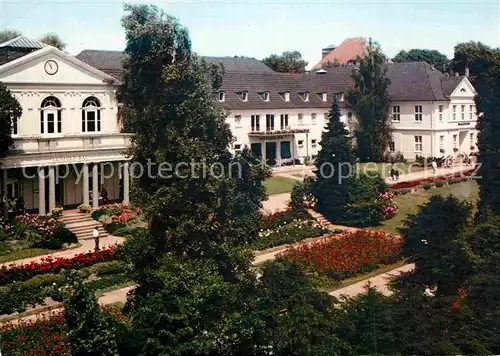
48,166,56,213
2,169,8,220
82,163,89,206
38,168,46,216
261,140,267,165
276,139,281,167
291,139,295,167
92,163,99,209
123,162,130,203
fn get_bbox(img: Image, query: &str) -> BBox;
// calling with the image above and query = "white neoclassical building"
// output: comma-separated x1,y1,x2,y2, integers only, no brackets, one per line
0,37,132,218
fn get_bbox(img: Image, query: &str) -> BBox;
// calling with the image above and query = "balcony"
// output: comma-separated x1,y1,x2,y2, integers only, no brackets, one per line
9,133,133,155
248,127,310,137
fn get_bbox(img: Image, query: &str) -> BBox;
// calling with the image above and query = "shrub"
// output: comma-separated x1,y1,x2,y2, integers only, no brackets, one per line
252,220,328,251
37,227,77,249
377,192,398,220
260,208,309,230
289,178,315,212
92,260,126,276
392,188,411,195
435,181,445,188
3,214,68,249
51,207,64,218
78,204,91,213
422,183,433,190
0,247,119,286
342,201,383,227
277,230,402,282
449,179,461,185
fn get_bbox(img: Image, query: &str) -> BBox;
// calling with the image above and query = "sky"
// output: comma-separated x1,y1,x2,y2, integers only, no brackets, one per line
1,0,499,69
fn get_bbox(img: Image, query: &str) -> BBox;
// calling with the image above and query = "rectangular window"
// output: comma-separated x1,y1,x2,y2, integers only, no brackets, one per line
324,112,329,124
311,113,317,125
298,113,304,125
7,181,20,199
440,135,444,150
453,134,457,149
438,105,443,122
242,92,248,101
251,114,260,131
57,112,62,133
414,135,422,152
234,144,241,151
263,92,270,101
311,139,317,148
40,112,44,134
280,114,289,130
414,105,423,121
11,117,19,135
389,140,395,152
234,115,242,128
47,113,55,133
266,114,274,132
470,133,474,147
461,105,465,120
453,105,457,120
298,140,304,147
218,91,225,102
87,111,96,132
470,105,474,120
392,106,400,121
347,112,353,120
321,93,327,102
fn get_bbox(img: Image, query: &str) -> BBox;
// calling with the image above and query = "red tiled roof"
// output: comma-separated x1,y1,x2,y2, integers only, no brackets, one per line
313,37,368,69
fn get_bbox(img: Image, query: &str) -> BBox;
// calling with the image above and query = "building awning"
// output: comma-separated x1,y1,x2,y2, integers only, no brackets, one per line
248,128,310,137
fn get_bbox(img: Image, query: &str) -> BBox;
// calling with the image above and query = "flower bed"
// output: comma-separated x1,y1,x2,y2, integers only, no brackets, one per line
277,230,402,283
259,208,309,230
0,306,128,356
376,192,398,220
91,203,143,236
389,169,475,190
0,247,119,286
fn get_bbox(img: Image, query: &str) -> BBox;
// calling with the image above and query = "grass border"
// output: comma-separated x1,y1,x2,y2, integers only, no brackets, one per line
0,243,83,264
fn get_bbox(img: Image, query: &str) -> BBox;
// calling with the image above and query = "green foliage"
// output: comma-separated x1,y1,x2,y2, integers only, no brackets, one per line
289,177,314,213
348,43,392,162
435,181,445,188
313,98,356,223
262,50,308,73
400,195,472,295
38,33,66,50
0,29,21,43
393,48,450,72
63,271,120,356
422,183,433,190
392,187,411,195
0,82,22,158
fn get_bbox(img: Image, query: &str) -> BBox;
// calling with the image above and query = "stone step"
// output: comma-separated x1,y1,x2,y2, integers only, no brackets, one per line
64,220,101,229
61,215,94,223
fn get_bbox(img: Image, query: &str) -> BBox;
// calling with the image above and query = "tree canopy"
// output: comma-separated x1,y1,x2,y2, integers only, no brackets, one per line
39,33,66,50
262,51,308,73
348,42,392,162
0,30,21,43
0,83,22,159
393,49,449,72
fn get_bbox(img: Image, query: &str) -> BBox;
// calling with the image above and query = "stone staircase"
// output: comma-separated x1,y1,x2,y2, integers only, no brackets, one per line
60,213,108,241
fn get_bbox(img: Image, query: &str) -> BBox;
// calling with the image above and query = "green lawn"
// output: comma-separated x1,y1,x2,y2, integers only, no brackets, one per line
0,248,54,264
264,176,298,195
379,180,479,234
358,162,425,177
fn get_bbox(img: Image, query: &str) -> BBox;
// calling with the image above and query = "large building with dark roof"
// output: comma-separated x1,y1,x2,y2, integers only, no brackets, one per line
74,48,478,164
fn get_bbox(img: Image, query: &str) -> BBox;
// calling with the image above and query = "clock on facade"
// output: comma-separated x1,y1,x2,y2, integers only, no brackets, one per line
44,60,58,75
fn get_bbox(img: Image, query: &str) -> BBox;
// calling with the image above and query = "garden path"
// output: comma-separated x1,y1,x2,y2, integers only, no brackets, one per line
261,193,290,213
0,234,124,268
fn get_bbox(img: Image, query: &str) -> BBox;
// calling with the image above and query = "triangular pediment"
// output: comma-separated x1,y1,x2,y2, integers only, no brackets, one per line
450,77,476,98
0,46,115,85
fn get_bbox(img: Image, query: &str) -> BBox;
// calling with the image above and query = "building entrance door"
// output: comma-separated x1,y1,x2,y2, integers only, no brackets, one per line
266,142,277,166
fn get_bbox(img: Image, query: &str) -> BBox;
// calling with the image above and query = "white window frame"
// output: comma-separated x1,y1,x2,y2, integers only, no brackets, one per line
298,140,304,147
311,113,317,125
461,105,465,120
11,116,19,136
280,114,289,130
81,97,101,133
234,115,242,128
284,92,290,102
311,139,317,148
7,180,20,200
389,139,395,152
40,96,62,136
452,105,457,121
438,105,443,122
234,144,242,151
414,105,423,122
263,92,270,102
251,114,260,132
392,106,400,122
298,113,304,125
266,114,275,132
241,91,248,102
470,133,474,147
453,134,457,149
321,92,327,102
470,105,474,120
439,135,444,150
218,91,225,102
414,135,423,152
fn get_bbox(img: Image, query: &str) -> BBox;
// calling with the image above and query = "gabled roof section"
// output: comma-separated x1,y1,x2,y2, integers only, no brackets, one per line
0,36,48,50
313,37,368,69
203,56,274,73
0,46,117,83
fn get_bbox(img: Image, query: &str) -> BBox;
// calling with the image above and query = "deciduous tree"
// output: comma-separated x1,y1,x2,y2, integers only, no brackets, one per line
0,83,22,159
39,33,66,50
262,51,307,73
348,42,392,162
393,49,449,72
0,30,21,43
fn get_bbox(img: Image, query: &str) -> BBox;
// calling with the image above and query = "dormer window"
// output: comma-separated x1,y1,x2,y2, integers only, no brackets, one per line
218,91,225,102
335,93,345,102
284,92,290,102
258,91,270,102
299,92,309,102
317,92,327,102
240,91,248,102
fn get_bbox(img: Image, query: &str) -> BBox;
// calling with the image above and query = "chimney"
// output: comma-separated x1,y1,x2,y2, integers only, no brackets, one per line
465,66,470,78
322,46,334,58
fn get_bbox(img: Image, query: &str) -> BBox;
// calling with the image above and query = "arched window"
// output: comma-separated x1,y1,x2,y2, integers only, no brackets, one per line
82,97,101,132
40,96,62,134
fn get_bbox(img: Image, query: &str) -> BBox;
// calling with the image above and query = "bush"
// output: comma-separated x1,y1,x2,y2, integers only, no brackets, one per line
392,188,411,195
78,204,91,213
92,261,126,276
91,209,108,221
260,209,309,230
342,201,383,227
36,227,77,249
422,183,433,190
252,220,328,251
435,181,445,188
289,178,315,212
51,207,64,218
449,179,461,185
